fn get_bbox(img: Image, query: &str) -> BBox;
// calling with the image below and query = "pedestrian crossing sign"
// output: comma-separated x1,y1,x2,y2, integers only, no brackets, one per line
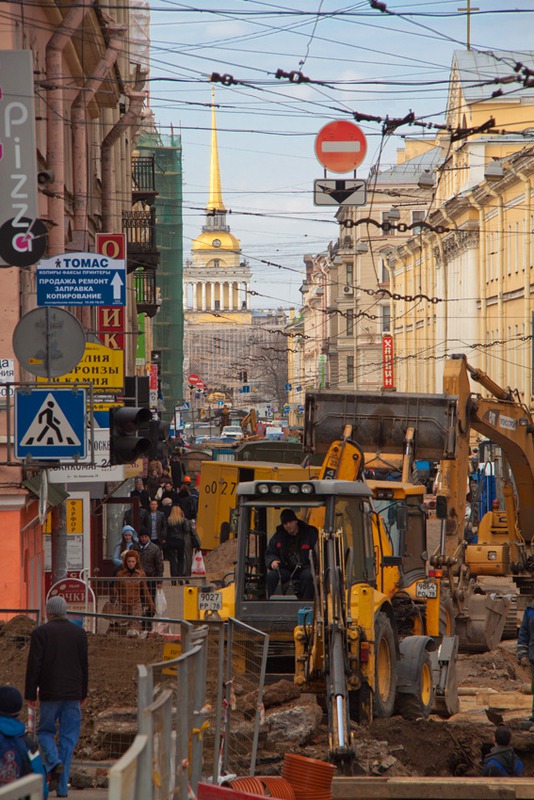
15,388,87,460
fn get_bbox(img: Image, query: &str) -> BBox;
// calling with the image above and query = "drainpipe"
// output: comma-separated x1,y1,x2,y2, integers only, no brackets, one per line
45,3,94,255
506,164,532,397
72,24,126,241
101,86,147,230
468,194,487,373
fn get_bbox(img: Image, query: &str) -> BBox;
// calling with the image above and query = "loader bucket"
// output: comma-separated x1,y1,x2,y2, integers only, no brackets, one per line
455,593,510,653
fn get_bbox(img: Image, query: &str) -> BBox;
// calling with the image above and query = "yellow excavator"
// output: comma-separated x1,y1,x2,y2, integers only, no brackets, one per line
183,431,459,770
302,353,534,652
294,430,459,767
432,354,534,635
240,408,258,436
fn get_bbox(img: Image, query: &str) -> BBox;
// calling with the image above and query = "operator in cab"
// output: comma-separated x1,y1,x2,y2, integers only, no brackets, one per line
265,509,318,600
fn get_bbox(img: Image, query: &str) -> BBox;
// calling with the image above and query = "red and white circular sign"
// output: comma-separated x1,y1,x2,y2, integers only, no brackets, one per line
188,373,200,384
315,120,367,173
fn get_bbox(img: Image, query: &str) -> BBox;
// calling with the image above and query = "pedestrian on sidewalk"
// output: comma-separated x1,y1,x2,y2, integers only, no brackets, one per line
0,685,48,794
24,596,88,797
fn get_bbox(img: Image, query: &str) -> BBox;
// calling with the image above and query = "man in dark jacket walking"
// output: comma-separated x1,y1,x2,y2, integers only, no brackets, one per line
24,596,88,797
265,509,318,599
517,599,534,721
135,528,164,629
482,725,524,777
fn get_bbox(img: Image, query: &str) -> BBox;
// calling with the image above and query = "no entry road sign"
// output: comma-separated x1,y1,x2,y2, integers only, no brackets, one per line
315,120,367,173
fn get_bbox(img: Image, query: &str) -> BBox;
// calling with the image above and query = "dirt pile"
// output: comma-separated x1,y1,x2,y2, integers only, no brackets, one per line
1,611,533,777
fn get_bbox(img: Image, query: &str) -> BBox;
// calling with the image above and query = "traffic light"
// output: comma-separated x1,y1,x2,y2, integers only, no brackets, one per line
109,406,153,465
148,420,170,461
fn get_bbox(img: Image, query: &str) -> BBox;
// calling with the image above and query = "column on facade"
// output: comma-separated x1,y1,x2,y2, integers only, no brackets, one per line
228,281,233,311
201,281,206,311
192,282,198,311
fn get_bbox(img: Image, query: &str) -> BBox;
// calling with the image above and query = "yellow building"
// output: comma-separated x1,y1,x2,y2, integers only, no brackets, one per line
389,50,534,399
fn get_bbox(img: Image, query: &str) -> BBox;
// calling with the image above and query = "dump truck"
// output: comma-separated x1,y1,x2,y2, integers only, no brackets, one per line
196,459,320,550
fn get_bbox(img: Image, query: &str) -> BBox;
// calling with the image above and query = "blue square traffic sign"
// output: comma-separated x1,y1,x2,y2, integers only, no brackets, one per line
15,388,87,460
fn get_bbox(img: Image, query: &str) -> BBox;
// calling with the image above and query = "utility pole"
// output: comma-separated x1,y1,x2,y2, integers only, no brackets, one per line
458,0,479,51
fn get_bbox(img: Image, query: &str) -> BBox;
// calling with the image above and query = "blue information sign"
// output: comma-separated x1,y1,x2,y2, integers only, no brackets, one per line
15,388,87,460
36,251,126,307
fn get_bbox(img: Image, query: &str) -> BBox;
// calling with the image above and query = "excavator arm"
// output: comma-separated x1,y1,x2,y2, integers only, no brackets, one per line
441,354,534,549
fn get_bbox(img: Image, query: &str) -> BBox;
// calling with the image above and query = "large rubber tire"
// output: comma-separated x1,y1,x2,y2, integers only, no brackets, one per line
373,612,397,718
439,588,456,637
396,649,434,720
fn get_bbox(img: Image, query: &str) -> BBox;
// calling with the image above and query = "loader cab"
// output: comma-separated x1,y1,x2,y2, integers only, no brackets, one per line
368,481,427,586
233,479,376,671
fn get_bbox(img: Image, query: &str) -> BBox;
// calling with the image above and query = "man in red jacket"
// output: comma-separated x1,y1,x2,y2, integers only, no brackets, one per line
24,596,88,797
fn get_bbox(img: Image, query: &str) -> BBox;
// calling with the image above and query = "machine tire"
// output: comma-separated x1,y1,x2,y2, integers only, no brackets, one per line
439,589,456,637
373,612,397,718
396,649,434,720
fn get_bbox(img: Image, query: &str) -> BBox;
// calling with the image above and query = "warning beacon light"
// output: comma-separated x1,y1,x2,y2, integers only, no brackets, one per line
109,406,153,465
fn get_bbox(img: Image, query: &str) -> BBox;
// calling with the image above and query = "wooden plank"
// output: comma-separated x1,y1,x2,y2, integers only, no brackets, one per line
332,776,534,799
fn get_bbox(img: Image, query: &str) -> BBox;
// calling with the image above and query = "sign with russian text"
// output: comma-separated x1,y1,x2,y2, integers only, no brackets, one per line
37,341,124,391
382,334,395,390
36,251,126,306
0,358,15,399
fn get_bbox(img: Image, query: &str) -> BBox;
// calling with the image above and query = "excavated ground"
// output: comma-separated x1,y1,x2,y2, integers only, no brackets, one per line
2,519,533,779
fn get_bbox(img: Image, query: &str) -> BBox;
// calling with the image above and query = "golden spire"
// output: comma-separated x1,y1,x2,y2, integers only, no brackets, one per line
207,87,226,212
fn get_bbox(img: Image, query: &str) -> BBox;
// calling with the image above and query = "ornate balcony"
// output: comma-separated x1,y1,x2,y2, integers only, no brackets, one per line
132,156,158,205
134,266,160,317
122,208,160,273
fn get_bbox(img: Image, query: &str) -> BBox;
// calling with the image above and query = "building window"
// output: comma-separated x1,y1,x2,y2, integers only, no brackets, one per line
214,300,220,310
346,309,354,336
382,211,394,235
381,304,391,332
412,210,424,233
381,259,389,284
345,262,353,286
347,355,354,384
213,259,220,268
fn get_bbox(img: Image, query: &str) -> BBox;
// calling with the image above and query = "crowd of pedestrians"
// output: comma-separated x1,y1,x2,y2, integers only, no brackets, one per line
109,447,201,632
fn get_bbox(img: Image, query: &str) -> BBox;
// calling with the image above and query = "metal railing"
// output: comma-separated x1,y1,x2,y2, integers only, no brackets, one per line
0,609,268,800
0,775,44,800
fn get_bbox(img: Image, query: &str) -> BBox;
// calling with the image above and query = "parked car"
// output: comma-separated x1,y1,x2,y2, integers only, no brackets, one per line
221,425,244,441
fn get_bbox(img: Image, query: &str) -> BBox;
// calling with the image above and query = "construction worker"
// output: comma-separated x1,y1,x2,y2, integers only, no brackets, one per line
265,509,318,600
219,405,230,433
482,725,524,777
518,598,534,721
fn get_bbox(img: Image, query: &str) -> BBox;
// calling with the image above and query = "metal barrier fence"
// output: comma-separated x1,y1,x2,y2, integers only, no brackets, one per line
223,620,269,778
87,576,208,631
108,617,268,799
0,606,268,800
0,775,43,800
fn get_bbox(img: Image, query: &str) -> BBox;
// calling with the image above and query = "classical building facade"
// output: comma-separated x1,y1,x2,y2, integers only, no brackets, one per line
183,94,289,408
389,50,534,399
298,50,534,405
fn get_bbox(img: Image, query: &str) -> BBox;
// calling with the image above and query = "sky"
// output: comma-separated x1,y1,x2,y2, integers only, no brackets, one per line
146,1,534,310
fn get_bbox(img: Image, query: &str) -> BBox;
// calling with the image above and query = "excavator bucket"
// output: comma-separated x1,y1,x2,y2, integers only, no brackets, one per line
431,635,459,718
455,593,510,653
